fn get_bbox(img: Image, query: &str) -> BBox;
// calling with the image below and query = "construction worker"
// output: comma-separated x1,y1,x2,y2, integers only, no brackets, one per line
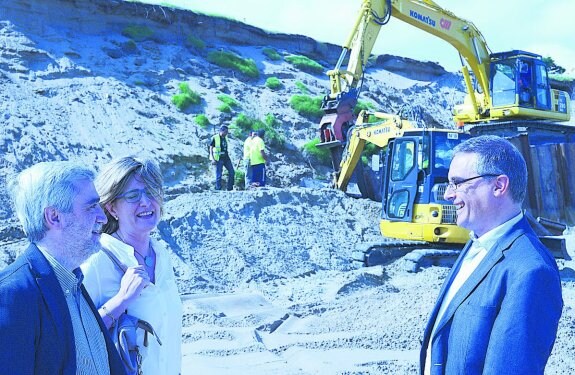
242,130,256,188
209,125,235,191
250,129,268,187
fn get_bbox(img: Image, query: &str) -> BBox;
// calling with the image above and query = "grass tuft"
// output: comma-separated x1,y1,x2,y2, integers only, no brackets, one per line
265,77,282,90
289,95,324,118
122,25,154,41
171,82,201,111
195,114,210,128
262,47,282,61
286,55,323,74
207,51,259,79
302,138,331,164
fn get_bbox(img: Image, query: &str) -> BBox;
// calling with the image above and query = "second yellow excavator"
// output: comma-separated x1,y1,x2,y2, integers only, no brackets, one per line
316,0,573,267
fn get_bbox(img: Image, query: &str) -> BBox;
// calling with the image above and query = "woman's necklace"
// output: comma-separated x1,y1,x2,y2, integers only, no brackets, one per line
134,245,155,268
115,231,155,268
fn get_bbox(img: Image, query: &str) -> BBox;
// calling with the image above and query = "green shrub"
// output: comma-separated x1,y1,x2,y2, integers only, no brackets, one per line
264,113,281,129
217,94,239,108
295,81,310,94
207,51,259,79
195,114,210,128
361,143,381,166
234,169,246,190
216,95,239,113
122,25,154,42
218,104,232,113
233,113,285,147
303,138,331,164
289,95,324,118
265,77,282,90
186,35,205,50
285,55,323,74
233,113,260,136
262,47,282,61
171,82,201,111
260,114,285,146
121,40,138,53
354,100,376,116
363,142,379,158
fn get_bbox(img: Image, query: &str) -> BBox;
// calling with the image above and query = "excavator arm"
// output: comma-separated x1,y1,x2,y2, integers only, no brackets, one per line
336,111,414,190
326,0,389,97
390,0,492,119
321,0,493,146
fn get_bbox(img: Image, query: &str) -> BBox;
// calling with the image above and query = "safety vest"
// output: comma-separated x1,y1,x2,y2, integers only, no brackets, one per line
211,134,227,161
243,136,254,160
249,136,266,165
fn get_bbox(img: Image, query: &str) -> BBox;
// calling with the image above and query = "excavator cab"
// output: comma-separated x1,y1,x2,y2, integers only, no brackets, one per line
489,50,569,120
380,130,470,244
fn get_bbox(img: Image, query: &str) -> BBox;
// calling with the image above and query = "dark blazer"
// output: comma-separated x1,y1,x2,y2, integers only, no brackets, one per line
0,244,126,375
420,216,563,375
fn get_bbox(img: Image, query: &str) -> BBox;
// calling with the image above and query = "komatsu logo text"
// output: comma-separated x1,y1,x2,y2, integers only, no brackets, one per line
409,10,436,27
373,128,391,135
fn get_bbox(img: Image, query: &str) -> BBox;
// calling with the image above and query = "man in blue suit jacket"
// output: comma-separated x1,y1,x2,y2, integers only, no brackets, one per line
0,162,126,374
420,136,563,374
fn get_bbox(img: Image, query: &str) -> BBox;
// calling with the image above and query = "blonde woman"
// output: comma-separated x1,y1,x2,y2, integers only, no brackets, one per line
82,156,182,374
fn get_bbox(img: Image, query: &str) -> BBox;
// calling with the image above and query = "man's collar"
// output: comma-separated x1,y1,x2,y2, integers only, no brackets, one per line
36,245,83,292
470,212,523,252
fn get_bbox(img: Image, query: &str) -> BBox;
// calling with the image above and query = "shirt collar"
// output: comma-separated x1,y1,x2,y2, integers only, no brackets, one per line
469,212,523,252
37,246,83,294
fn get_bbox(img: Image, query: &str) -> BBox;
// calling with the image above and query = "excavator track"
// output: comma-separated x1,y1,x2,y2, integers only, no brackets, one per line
352,241,464,272
352,213,570,272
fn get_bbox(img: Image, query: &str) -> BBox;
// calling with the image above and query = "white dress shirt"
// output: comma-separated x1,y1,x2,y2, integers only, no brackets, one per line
81,233,183,375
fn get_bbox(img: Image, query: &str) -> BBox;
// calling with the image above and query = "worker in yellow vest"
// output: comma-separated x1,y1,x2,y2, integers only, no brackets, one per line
209,125,235,190
242,130,256,188
249,129,268,187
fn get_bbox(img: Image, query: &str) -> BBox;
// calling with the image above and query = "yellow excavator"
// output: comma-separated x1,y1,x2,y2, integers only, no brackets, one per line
317,0,573,267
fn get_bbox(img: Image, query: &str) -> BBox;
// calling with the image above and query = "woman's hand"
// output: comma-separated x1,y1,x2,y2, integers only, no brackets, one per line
98,266,150,329
117,265,151,305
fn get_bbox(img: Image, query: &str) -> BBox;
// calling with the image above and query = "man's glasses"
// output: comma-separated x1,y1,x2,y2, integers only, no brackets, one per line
446,174,499,191
116,188,160,203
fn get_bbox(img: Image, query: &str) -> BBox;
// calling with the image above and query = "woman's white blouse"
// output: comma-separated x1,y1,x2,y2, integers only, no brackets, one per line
81,233,182,375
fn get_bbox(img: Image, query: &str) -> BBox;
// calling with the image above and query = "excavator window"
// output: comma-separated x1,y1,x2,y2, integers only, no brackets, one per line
491,62,516,107
391,140,416,181
517,60,533,106
534,63,551,110
434,140,455,171
386,138,418,221
388,190,409,219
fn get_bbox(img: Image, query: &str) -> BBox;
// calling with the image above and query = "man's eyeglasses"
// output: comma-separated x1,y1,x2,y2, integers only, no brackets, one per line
446,174,499,191
116,188,160,203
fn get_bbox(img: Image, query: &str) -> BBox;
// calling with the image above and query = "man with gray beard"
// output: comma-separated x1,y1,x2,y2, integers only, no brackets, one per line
0,161,126,375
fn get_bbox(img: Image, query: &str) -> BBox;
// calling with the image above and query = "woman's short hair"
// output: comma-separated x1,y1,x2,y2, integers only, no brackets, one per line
95,156,164,234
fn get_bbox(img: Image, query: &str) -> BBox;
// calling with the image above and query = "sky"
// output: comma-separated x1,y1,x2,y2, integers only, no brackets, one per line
141,0,575,74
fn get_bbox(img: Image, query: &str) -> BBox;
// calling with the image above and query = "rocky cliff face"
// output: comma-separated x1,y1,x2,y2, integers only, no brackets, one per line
0,0,465,233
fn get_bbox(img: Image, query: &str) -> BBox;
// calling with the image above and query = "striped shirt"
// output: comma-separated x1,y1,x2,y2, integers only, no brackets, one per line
39,248,110,375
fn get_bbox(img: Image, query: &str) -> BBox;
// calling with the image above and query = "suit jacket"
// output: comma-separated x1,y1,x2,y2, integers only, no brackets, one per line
420,216,563,375
0,244,126,375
